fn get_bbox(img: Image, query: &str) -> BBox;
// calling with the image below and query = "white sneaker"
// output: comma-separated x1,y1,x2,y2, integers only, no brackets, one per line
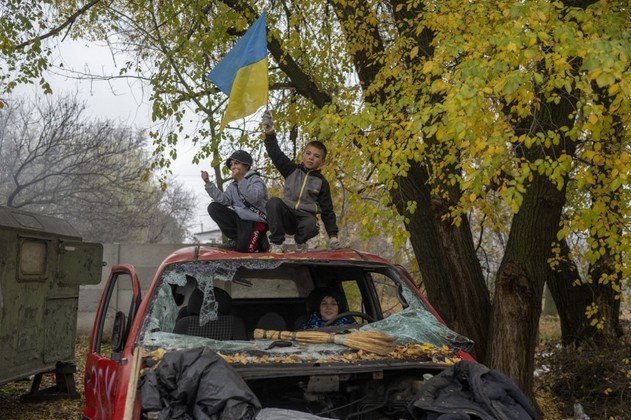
269,243,283,253
295,242,308,252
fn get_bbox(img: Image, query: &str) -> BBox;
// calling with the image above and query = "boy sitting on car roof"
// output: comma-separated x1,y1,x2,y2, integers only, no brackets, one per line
201,150,269,252
261,110,341,253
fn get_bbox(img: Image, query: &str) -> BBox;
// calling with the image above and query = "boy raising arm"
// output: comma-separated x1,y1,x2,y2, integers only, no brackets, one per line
201,150,269,253
261,110,341,252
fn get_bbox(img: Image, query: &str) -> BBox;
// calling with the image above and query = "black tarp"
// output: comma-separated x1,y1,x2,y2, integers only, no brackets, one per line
408,361,538,420
140,347,261,420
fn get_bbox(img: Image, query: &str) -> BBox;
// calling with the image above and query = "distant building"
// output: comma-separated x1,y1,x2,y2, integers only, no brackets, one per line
192,229,223,244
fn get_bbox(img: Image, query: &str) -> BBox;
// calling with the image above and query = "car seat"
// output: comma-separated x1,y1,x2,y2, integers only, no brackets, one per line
174,275,199,323
256,312,287,332
173,288,246,340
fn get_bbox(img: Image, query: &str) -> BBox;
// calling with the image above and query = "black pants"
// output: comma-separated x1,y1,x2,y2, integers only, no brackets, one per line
266,197,319,245
207,202,267,253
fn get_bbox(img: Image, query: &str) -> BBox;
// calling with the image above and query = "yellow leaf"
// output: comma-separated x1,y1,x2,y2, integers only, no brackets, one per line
608,84,620,95
410,46,419,60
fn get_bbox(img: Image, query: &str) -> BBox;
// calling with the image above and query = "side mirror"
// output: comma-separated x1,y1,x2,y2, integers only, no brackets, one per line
111,311,126,358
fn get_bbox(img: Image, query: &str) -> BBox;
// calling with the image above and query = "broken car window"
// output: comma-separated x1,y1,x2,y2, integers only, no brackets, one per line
371,272,405,317
140,260,284,338
139,259,473,355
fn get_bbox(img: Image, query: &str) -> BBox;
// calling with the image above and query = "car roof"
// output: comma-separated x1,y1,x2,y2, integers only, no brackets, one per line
161,246,393,266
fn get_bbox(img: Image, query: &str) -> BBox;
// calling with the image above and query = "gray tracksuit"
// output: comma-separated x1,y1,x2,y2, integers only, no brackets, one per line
204,170,268,222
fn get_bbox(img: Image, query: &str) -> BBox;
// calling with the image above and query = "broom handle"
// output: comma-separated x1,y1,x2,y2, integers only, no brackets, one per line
254,328,394,355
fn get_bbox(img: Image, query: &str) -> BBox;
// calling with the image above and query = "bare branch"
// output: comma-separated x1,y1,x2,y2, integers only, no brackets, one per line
12,0,102,51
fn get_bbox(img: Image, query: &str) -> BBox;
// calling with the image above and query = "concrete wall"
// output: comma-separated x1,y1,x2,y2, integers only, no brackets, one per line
77,243,191,335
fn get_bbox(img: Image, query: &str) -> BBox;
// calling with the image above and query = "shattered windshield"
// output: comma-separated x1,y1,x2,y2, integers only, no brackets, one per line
138,259,473,358
140,259,284,335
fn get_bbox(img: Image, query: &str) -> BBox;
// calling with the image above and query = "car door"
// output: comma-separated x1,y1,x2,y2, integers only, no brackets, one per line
83,265,141,420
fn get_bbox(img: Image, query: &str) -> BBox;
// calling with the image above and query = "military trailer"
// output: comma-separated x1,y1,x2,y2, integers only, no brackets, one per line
0,205,103,399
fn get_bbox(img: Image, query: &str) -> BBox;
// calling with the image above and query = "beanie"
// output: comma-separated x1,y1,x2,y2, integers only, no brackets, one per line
225,150,253,169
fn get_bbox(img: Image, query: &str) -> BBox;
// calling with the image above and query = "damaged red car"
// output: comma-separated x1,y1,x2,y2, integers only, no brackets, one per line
82,246,475,420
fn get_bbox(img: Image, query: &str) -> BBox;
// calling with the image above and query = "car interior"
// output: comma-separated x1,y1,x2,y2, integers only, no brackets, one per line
168,262,407,340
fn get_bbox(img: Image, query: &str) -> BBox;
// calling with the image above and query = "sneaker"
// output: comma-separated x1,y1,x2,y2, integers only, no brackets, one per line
295,242,308,252
269,243,283,253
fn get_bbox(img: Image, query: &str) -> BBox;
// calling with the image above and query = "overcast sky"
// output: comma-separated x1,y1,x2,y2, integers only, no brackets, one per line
15,39,218,235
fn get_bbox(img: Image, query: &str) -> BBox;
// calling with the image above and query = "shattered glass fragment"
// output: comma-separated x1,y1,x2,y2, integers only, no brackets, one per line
361,307,474,351
143,281,179,334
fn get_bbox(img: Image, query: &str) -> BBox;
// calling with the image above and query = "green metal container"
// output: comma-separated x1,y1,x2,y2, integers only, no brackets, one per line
0,205,103,397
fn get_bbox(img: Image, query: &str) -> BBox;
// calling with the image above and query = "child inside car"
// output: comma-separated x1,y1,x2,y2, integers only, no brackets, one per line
301,288,355,330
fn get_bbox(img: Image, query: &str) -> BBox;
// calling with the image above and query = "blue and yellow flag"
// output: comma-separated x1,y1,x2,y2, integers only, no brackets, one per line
207,12,268,131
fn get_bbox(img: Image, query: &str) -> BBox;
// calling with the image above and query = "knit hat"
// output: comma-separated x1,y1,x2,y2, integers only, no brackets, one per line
225,150,253,169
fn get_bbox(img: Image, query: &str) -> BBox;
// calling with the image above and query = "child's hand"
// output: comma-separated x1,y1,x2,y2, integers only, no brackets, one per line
262,110,274,134
201,170,210,183
231,165,246,181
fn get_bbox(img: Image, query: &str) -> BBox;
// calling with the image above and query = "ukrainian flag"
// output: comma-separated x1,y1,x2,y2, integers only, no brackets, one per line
207,12,268,131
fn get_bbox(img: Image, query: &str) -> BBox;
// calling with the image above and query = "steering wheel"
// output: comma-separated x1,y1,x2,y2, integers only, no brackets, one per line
324,311,375,326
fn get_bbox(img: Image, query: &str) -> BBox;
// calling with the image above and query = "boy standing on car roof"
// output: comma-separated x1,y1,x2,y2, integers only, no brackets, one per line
261,110,341,252
201,150,269,253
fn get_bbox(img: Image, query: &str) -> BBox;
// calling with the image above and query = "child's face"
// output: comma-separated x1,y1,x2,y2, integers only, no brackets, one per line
302,145,325,170
319,296,339,321
229,160,248,180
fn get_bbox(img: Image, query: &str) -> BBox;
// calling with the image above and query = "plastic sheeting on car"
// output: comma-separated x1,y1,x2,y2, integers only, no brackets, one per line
408,361,537,420
140,347,261,420
360,307,474,352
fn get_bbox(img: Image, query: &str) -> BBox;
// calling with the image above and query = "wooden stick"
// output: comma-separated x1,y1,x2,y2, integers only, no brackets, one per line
254,329,395,355
122,346,142,420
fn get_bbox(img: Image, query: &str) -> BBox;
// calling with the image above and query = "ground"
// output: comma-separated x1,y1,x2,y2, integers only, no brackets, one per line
0,339,88,419
1,313,630,419
534,308,631,420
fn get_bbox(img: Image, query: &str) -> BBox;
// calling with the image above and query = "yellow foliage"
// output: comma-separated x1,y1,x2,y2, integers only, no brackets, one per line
3,0,629,338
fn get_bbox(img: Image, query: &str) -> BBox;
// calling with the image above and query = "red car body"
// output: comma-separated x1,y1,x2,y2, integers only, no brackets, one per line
83,246,474,419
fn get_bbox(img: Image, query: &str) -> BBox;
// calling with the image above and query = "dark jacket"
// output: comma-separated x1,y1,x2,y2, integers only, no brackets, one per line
264,133,338,236
301,313,355,330
408,361,538,420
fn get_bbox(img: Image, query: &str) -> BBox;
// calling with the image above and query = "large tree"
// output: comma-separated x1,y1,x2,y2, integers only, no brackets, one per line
0,94,196,243
1,0,629,402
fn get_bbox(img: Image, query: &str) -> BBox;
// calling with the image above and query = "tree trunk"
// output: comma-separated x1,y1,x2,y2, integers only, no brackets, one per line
548,241,624,346
393,162,491,360
548,78,625,346
589,253,624,342
546,239,594,345
487,172,566,403
585,83,626,343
